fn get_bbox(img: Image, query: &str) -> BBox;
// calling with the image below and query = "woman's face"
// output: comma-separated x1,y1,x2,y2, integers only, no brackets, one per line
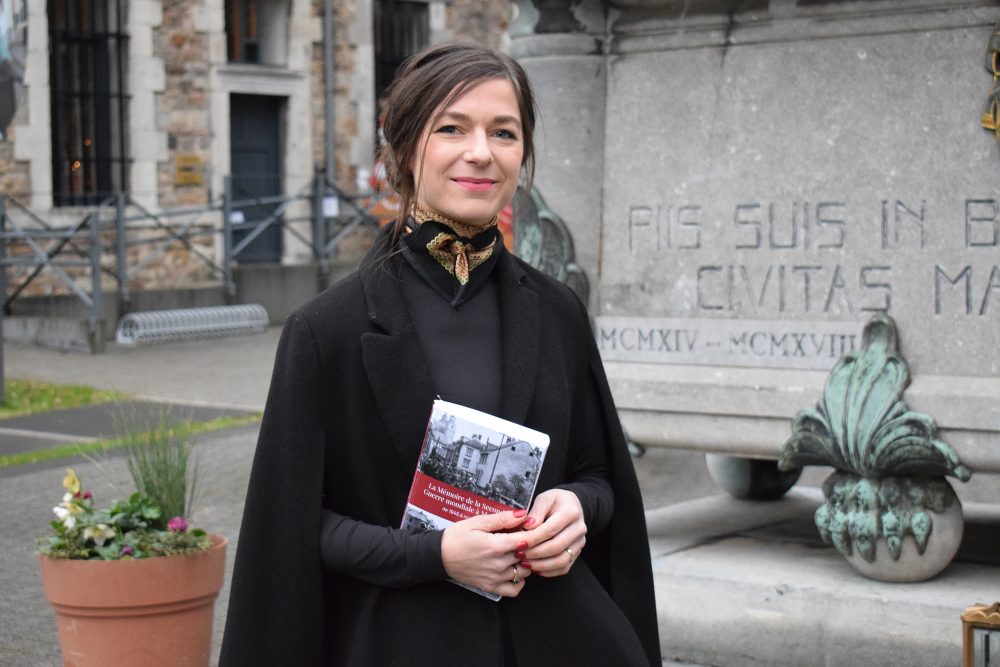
411,78,524,227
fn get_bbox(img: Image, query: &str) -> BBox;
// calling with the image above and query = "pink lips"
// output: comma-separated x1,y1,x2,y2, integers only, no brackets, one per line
453,177,496,191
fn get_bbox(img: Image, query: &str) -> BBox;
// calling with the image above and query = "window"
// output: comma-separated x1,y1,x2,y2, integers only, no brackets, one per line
225,0,260,63
226,0,287,66
479,452,488,464
48,0,129,206
373,0,428,112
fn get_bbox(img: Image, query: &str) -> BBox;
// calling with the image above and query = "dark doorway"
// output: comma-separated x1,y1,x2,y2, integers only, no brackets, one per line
229,93,283,263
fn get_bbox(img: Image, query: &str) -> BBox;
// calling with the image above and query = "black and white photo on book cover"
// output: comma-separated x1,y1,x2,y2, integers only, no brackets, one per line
401,400,550,599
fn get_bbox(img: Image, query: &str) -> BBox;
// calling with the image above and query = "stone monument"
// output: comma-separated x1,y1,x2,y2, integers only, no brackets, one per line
509,0,1000,489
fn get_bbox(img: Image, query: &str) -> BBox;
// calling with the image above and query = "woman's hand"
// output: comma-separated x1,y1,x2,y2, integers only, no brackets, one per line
441,510,532,597
520,489,586,578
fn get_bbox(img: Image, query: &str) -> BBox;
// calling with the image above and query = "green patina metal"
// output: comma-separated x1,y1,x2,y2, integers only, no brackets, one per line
778,313,971,563
512,187,590,304
816,472,956,562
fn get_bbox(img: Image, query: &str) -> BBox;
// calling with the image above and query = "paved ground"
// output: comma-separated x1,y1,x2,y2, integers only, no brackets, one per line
2,330,997,666
0,330,727,665
0,401,254,479
4,327,282,411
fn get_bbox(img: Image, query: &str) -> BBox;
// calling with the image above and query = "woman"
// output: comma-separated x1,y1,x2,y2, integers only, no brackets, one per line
220,43,660,666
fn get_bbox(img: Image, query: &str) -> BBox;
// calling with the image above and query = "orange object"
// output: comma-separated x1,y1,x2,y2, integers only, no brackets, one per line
38,535,227,666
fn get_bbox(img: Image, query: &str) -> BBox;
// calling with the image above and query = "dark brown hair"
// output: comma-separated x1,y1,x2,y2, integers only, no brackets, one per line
378,42,537,242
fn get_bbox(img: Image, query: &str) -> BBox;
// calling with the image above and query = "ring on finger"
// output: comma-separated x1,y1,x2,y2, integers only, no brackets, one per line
565,547,575,560
511,566,520,585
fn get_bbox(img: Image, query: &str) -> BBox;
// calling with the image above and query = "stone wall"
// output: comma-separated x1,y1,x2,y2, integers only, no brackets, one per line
326,0,364,190
157,0,213,208
447,0,511,49
0,125,30,201
0,45,30,201
3,0,513,299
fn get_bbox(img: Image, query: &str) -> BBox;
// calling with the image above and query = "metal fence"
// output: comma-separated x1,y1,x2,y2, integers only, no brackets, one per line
0,172,389,402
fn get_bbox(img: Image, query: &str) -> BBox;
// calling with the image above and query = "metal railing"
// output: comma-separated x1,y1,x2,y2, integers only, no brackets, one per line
1,171,385,310
0,171,390,398
0,194,108,341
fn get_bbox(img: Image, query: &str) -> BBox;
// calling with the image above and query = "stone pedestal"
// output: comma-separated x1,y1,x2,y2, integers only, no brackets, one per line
647,489,1000,665
509,1,607,311
511,1,1000,478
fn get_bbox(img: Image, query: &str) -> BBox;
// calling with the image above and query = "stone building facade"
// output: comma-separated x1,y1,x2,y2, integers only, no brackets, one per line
1,0,510,293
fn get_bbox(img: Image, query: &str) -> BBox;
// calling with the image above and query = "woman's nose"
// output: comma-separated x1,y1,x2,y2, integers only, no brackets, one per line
463,130,493,164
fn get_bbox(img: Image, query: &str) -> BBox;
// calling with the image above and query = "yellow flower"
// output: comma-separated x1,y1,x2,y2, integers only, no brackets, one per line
62,469,80,495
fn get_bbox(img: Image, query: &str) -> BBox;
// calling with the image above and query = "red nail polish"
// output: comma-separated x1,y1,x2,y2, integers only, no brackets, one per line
524,517,536,527
516,540,528,550
515,550,525,560
521,561,532,570
513,509,527,518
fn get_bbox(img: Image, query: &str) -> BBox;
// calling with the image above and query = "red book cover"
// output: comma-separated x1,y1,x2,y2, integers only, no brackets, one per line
402,399,550,600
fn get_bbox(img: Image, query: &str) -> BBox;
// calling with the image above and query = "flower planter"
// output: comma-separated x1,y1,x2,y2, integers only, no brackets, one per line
38,534,227,666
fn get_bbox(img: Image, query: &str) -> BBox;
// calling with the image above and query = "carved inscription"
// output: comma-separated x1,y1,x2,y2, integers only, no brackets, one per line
625,198,1000,318
595,317,860,370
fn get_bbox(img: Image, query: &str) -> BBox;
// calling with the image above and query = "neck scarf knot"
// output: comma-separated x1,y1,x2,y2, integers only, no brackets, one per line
411,204,498,286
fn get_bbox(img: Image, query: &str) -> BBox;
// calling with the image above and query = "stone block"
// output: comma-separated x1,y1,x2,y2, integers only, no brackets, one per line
517,54,607,312
13,124,46,161
511,2,1000,469
130,161,160,210
130,25,154,58
2,316,103,353
647,489,1000,665
600,10,1000,379
131,0,164,28
192,5,224,34
131,57,166,93
234,264,325,324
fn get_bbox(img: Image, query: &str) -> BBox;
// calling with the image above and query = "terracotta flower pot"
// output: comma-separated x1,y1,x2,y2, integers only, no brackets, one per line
38,534,227,667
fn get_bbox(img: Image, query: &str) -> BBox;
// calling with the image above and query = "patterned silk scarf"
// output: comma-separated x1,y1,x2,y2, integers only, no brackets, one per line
410,204,499,285
401,204,503,307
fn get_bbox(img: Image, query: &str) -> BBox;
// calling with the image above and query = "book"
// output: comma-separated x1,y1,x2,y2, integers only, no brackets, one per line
401,399,551,600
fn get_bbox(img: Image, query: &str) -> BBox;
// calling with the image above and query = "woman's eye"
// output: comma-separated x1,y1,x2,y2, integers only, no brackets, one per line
494,129,518,140
435,125,459,134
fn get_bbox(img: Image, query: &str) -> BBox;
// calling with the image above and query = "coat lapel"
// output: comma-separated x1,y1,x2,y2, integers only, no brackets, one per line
359,254,437,473
359,245,541,474
497,253,540,425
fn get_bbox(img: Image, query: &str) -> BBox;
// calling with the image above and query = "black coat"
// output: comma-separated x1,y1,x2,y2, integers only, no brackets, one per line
220,243,660,666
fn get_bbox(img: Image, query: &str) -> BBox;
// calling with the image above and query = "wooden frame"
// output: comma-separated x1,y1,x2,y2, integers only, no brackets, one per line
962,603,1000,667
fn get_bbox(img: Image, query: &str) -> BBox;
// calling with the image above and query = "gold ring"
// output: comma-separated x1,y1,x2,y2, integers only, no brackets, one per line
565,547,575,559
512,566,520,585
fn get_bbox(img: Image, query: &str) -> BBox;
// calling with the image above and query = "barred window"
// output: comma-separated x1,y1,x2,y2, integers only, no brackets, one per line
373,0,429,107
48,0,129,207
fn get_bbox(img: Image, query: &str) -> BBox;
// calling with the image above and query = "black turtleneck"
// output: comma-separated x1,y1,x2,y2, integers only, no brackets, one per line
400,216,503,307
400,253,502,416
